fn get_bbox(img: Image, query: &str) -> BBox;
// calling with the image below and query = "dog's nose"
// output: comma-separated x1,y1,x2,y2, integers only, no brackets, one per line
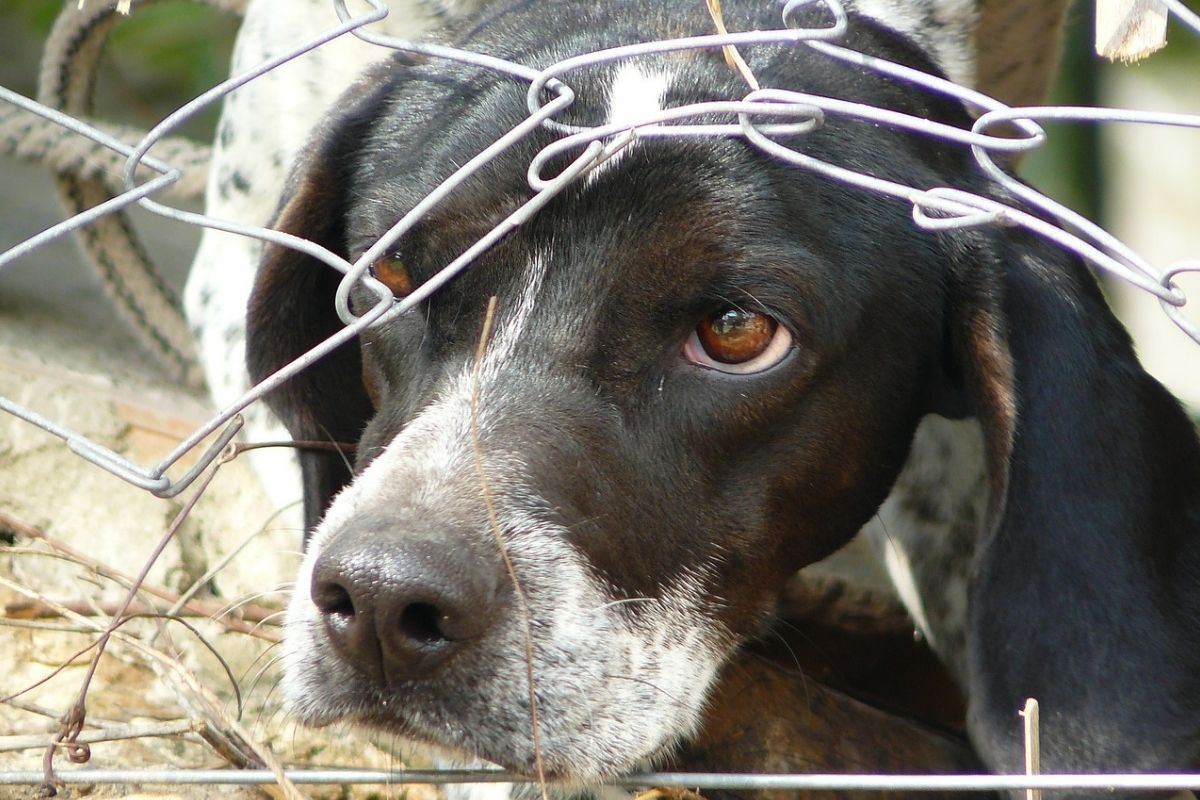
310,522,502,682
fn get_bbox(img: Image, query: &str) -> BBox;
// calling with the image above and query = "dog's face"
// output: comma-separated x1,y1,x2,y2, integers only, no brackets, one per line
247,0,1016,780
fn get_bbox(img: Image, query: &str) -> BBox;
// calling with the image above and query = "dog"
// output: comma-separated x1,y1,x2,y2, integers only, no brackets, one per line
231,0,1200,794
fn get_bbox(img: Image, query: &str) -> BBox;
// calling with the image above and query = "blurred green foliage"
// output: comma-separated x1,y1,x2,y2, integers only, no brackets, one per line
5,0,60,31
1,0,239,139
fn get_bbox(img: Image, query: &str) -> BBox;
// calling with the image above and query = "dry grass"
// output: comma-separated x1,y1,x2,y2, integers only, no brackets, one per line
0,465,440,800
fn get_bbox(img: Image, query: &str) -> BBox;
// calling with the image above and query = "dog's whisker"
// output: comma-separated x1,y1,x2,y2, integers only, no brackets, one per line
251,498,307,537
253,672,287,728
248,610,289,634
243,653,288,709
212,590,284,620
764,629,812,711
600,673,688,708
589,597,655,613
764,627,806,676
233,586,293,606
769,616,824,654
315,422,355,475
238,642,285,688
255,701,292,748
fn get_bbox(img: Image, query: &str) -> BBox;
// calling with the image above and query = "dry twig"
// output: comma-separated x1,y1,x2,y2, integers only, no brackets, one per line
0,719,201,754
469,296,550,800
5,597,281,641
705,0,760,91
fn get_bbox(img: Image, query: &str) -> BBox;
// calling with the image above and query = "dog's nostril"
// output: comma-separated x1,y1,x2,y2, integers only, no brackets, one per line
312,580,355,618
310,527,503,681
398,602,448,644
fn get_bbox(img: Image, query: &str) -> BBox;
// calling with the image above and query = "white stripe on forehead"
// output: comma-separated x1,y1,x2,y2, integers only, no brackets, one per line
589,62,673,179
608,62,672,127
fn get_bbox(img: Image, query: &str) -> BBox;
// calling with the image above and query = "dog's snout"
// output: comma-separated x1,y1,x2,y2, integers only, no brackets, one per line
311,523,502,682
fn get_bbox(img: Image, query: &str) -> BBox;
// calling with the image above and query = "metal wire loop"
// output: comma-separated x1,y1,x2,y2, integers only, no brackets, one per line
0,0,1196,499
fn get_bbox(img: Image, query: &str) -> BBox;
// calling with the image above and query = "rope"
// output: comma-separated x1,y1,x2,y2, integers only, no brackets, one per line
0,0,246,388
0,108,209,202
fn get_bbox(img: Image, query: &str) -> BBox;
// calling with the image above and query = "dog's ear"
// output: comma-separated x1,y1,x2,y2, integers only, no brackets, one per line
946,231,1200,773
246,71,396,534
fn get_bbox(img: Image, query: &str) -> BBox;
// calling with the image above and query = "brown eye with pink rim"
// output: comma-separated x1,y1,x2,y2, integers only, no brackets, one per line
683,307,793,374
371,254,414,298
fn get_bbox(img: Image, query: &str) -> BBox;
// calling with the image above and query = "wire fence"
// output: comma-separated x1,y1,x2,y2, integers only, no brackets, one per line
2,0,1200,795
4,768,1200,792
3,0,1200,501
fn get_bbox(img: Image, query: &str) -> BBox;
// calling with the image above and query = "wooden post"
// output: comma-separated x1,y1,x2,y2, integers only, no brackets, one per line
1020,698,1042,800
1096,0,1169,61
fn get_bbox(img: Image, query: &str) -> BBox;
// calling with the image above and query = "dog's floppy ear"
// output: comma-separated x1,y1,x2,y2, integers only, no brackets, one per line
947,231,1200,774
246,71,395,534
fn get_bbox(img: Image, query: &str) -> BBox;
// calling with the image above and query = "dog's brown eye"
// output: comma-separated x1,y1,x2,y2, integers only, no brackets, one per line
683,308,793,374
371,254,414,298
698,309,775,363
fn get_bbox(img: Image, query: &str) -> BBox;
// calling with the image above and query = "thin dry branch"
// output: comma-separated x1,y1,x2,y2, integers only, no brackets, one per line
1,443,309,796
36,461,225,791
0,514,282,641
2,568,302,798
5,598,281,642
0,719,201,754
469,296,550,800
3,452,301,798
1,510,196,605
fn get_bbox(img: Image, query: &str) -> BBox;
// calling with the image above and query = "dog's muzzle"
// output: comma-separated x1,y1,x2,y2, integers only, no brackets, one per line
281,373,731,779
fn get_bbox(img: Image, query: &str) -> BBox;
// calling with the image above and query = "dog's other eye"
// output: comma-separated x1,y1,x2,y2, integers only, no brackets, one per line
371,254,414,298
684,308,793,374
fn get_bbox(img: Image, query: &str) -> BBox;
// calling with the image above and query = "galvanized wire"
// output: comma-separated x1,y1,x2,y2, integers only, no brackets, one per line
2,768,1200,792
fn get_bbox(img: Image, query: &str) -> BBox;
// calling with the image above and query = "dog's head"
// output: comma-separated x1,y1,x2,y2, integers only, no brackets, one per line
246,0,1200,781
247,0,1007,778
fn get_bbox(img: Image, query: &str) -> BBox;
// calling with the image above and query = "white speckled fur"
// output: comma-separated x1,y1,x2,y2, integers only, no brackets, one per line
862,415,986,683
846,0,978,88
186,0,986,534
185,0,476,531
